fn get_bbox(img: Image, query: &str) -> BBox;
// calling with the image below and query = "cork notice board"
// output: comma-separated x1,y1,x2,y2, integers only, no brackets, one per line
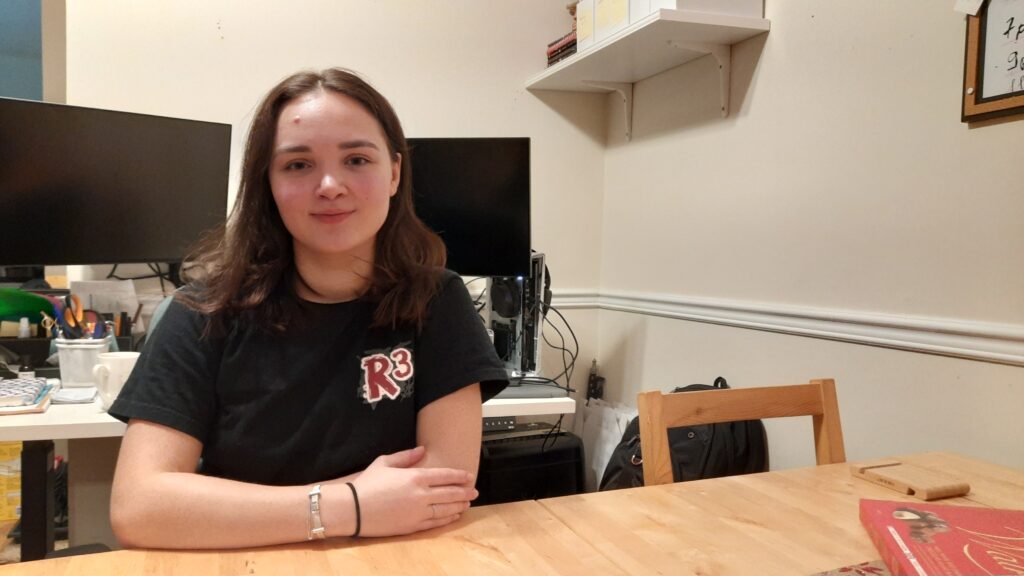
963,0,1024,121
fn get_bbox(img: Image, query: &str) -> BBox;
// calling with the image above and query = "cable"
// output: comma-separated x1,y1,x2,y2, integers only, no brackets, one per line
147,263,168,294
542,312,577,388
540,415,564,452
510,374,576,394
106,263,177,294
540,302,579,392
107,263,163,281
465,277,488,307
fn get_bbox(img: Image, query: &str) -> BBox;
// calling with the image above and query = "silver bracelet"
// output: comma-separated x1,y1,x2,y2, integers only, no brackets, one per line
308,484,326,540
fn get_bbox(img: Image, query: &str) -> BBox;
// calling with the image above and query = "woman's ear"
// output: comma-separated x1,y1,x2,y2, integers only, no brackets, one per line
390,153,402,197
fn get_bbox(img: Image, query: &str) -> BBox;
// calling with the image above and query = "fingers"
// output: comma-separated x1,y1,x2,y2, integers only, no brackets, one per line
373,445,426,468
415,467,475,488
430,501,471,519
429,485,479,505
420,513,463,531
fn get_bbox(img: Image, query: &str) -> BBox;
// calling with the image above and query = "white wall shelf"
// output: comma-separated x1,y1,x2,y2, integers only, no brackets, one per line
525,9,770,139
482,396,575,418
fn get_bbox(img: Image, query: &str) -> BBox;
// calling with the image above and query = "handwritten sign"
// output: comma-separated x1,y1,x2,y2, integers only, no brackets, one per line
962,0,1024,121
981,0,1024,98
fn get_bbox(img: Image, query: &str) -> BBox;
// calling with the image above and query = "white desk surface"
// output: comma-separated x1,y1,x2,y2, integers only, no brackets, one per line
0,397,576,442
0,399,125,442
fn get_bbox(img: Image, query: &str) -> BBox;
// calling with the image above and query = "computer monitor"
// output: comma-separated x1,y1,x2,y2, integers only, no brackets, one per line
0,97,231,268
407,137,531,278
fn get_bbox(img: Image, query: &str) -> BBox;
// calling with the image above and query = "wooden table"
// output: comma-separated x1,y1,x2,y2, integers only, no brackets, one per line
2,499,626,576
3,452,1020,575
538,452,1024,575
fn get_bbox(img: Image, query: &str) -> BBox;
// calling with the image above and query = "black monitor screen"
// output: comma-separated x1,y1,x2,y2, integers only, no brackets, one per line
408,137,530,278
0,97,230,266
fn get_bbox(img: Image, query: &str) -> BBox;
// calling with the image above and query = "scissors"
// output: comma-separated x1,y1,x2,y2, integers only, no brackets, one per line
60,295,105,339
40,310,60,338
58,295,83,339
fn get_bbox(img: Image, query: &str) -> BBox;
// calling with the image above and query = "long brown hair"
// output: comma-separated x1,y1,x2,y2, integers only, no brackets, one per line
181,68,446,332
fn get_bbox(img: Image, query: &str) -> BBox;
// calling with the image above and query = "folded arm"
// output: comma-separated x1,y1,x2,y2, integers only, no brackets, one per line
111,415,477,549
415,382,483,473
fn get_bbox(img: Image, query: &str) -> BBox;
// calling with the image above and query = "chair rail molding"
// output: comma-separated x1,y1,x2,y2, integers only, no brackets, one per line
552,289,1024,367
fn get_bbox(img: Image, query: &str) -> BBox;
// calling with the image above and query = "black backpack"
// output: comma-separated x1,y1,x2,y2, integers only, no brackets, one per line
599,377,769,490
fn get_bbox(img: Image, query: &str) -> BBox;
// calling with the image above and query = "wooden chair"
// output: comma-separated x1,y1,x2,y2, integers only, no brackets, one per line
636,378,846,486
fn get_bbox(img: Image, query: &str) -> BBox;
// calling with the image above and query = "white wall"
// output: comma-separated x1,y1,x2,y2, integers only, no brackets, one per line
65,0,606,293
65,1,1023,476
595,1,1024,470
596,310,1024,470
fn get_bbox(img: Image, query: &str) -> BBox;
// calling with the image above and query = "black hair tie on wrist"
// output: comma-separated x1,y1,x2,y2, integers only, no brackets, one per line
345,482,361,537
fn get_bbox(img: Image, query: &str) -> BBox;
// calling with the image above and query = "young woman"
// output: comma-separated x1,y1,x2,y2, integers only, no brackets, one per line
108,68,508,549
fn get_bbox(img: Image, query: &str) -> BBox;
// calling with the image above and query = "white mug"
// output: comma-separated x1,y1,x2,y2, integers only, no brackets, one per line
92,351,140,410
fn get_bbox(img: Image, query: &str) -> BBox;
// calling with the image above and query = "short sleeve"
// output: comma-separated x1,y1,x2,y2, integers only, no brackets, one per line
414,272,509,410
108,296,222,443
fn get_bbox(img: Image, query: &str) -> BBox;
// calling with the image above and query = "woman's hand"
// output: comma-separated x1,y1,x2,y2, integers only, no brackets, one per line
325,445,478,537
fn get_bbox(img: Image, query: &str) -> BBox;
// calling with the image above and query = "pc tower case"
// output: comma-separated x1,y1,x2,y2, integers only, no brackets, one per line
489,252,545,377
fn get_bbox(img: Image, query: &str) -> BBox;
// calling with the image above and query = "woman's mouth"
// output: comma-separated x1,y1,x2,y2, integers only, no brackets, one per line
312,210,353,224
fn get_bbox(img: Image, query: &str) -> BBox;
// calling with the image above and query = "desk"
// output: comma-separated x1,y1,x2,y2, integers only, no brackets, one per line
0,398,124,442
4,452,1021,574
0,399,125,561
0,395,574,560
539,452,1024,575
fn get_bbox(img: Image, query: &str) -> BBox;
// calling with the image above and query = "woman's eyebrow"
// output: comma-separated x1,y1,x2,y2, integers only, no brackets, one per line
338,139,380,151
273,144,310,157
273,140,380,157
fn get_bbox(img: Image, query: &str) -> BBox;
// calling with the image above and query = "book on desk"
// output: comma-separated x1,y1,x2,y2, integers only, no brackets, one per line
0,378,54,415
860,498,1024,576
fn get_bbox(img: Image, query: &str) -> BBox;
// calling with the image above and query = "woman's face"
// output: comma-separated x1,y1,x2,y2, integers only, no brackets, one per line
269,89,400,267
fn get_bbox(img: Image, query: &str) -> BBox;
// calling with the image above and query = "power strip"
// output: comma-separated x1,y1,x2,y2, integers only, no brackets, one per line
483,416,517,432
483,421,562,443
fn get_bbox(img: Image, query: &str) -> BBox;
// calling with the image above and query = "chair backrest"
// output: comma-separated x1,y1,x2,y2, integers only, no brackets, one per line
636,378,846,486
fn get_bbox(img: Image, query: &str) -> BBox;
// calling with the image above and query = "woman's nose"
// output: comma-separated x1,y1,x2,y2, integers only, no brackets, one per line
316,171,345,198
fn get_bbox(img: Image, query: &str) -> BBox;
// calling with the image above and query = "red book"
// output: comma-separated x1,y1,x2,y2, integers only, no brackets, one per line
859,498,1024,576
546,31,577,56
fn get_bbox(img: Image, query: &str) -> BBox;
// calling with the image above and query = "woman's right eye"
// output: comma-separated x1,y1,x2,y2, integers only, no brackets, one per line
283,160,310,171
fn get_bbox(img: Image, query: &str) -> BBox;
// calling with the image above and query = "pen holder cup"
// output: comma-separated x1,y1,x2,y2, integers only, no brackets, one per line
55,336,113,388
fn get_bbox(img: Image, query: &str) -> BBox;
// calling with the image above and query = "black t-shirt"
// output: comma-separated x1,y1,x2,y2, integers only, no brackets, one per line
109,271,508,486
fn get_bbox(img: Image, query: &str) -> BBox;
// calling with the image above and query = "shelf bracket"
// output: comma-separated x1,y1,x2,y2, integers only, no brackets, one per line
582,80,634,141
710,44,731,117
667,41,732,117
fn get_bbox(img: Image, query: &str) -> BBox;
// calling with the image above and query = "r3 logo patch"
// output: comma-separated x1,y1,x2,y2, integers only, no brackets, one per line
359,345,414,404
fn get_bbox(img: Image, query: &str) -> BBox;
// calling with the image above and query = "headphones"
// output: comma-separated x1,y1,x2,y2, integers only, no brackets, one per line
490,277,521,318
